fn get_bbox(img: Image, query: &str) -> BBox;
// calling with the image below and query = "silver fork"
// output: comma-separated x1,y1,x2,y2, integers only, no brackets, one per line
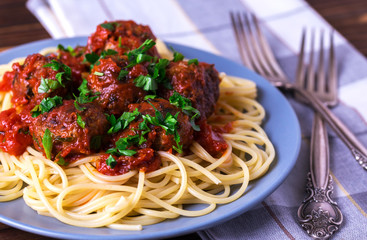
296,30,343,239
230,12,367,170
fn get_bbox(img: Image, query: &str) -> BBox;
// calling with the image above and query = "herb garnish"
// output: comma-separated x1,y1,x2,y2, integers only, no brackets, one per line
76,113,86,129
134,58,171,91
100,22,117,31
172,49,184,62
74,79,100,111
39,60,72,93
31,96,63,117
169,91,201,131
188,58,199,66
57,44,77,57
106,108,140,134
143,102,182,153
84,49,118,68
42,128,53,159
38,77,62,93
126,39,156,68
106,155,117,168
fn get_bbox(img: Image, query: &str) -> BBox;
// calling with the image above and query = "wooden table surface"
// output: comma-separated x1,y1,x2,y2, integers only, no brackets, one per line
1,0,367,239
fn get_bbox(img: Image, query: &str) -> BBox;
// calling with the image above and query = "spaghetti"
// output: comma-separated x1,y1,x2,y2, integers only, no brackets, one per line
0,21,275,230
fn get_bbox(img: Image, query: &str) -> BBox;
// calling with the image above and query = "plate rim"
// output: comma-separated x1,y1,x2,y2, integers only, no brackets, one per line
0,37,301,240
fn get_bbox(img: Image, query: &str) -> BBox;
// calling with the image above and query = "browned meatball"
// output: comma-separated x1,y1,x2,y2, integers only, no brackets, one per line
30,100,109,161
158,61,220,119
87,20,160,57
52,46,89,87
110,98,193,152
87,57,146,115
11,54,72,107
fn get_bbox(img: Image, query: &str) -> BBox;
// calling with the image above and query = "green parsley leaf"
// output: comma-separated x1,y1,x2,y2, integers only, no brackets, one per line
74,79,100,109
57,44,76,56
188,58,199,65
42,128,53,159
77,113,86,128
38,77,62,93
56,156,69,166
43,60,72,78
144,95,157,100
172,50,184,62
106,135,138,158
169,91,201,131
100,22,116,31
118,69,129,81
143,101,183,152
134,75,157,91
85,52,99,65
106,155,117,168
126,39,156,67
118,36,122,48
93,71,104,76
31,96,63,117
101,49,118,58
57,44,66,51
107,108,140,134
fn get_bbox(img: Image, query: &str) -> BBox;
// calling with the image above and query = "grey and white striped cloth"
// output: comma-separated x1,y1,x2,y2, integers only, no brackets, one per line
27,0,367,239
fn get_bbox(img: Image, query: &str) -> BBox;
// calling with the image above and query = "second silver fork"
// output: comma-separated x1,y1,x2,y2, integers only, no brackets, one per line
230,12,367,170
296,31,343,239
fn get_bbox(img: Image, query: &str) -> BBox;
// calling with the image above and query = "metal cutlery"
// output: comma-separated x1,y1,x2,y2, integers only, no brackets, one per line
296,30,343,239
230,12,367,170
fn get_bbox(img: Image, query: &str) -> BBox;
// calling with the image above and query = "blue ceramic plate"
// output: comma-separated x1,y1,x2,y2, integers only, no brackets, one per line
0,37,301,240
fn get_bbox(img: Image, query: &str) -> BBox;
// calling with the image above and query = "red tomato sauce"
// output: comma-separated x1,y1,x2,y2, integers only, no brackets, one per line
0,108,33,155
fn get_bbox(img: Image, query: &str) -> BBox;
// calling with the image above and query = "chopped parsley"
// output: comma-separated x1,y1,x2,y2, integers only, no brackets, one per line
76,113,86,128
43,60,72,79
118,69,129,80
126,39,156,67
169,91,201,131
42,128,53,159
39,60,71,93
84,52,99,65
134,75,157,91
106,108,140,134
93,71,104,76
31,96,63,117
84,49,117,68
142,102,183,153
38,77,62,93
134,58,171,91
188,58,199,66
172,49,184,62
57,44,77,56
100,22,116,31
56,156,69,166
106,155,117,168
74,79,100,111
106,135,139,168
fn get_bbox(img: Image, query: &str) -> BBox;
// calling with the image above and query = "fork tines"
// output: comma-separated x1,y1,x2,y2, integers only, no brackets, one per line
295,30,337,106
230,12,286,81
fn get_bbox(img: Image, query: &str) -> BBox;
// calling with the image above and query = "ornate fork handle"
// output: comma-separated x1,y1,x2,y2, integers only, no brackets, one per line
279,82,367,170
297,113,343,239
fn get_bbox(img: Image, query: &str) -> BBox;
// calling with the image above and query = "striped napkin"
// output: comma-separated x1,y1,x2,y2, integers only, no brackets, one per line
26,0,367,239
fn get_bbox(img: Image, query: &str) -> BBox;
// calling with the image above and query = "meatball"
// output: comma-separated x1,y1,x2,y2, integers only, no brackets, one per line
158,61,220,119
30,100,109,161
52,45,89,87
11,54,71,107
87,57,146,115
96,149,161,176
111,98,193,152
87,20,160,57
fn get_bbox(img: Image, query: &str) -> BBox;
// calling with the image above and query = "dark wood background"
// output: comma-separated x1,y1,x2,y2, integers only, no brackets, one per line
1,0,367,239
